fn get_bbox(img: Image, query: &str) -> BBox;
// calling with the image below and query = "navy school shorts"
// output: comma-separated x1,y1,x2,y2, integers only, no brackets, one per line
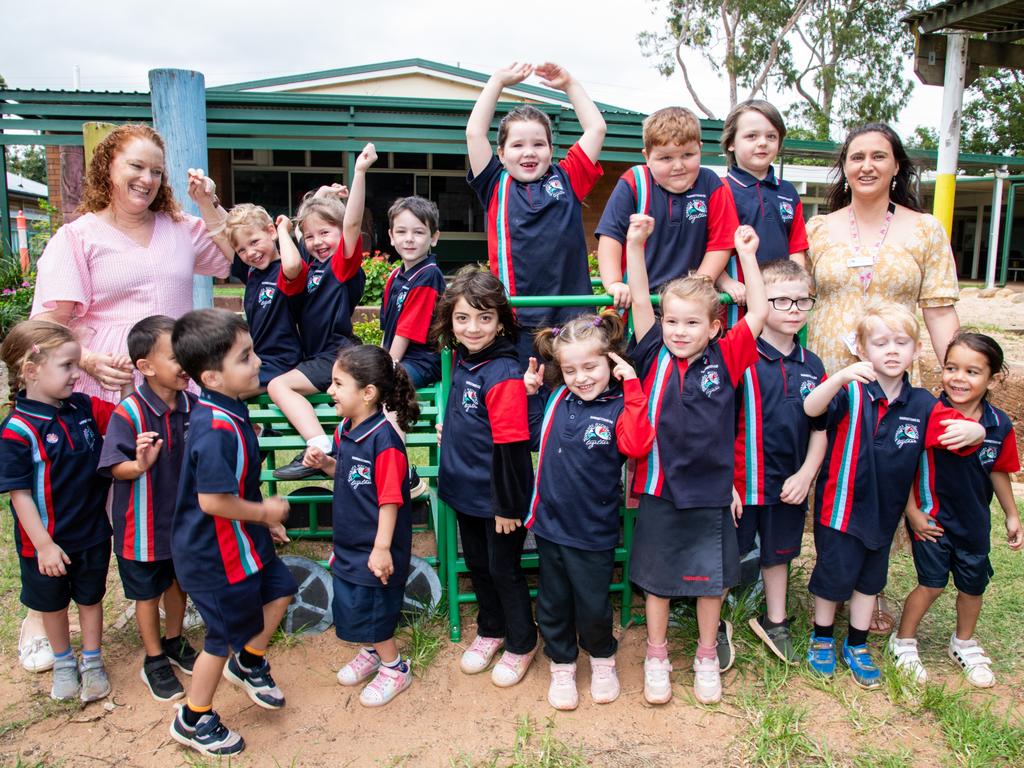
332,573,405,645
736,502,805,567
910,531,993,596
116,554,176,602
807,523,889,602
20,538,111,613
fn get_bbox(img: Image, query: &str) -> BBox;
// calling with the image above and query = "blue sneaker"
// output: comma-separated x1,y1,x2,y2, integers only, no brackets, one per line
169,704,244,756
223,654,285,709
842,640,881,689
807,635,836,677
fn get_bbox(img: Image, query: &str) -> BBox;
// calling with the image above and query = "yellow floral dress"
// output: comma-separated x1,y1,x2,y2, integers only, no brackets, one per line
805,213,959,375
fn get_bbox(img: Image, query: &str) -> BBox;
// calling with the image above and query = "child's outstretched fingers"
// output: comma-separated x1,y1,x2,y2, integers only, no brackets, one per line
534,62,571,90
608,352,637,381
494,62,534,86
524,357,544,395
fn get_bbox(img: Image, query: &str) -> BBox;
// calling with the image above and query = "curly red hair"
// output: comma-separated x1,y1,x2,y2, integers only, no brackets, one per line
76,124,182,220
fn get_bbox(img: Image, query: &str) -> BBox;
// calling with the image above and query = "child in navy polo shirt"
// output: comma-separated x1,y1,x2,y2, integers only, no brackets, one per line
303,345,419,707
625,218,767,706
596,106,740,308
467,61,605,367
719,100,809,327
0,320,124,703
803,304,985,690
891,332,1022,688
431,266,537,687
98,316,200,702
169,309,296,758
524,310,655,711
381,196,447,388
733,259,826,665
269,143,375,481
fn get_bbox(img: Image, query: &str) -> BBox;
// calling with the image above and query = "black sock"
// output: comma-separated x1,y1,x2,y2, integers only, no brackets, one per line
847,627,868,647
238,647,263,669
813,623,834,639
182,704,205,727
762,614,787,629
144,653,166,664
163,634,180,645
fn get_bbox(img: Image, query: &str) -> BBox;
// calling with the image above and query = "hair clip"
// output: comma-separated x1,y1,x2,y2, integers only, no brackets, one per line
31,344,40,354
551,327,561,337
591,316,603,327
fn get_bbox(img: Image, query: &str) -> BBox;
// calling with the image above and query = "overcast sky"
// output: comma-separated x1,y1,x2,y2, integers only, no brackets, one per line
3,0,944,140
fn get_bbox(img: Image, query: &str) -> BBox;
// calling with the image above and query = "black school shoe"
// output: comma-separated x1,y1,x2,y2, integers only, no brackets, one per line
169,705,245,756
717,619,735,672
162,635,199,674
272,452,328,481
141,655,184,702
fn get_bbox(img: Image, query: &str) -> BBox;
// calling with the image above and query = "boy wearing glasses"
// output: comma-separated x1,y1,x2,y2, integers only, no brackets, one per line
733,258,827,664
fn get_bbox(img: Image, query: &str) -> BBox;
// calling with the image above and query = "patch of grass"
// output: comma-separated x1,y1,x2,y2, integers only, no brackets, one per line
920,684,1024,767
848,745,914,768
398,604,446,677
737,695,836,768
0,692,80,739
451,716,589,768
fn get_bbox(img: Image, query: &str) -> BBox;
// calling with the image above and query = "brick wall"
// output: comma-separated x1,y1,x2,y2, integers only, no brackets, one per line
45,146,62,222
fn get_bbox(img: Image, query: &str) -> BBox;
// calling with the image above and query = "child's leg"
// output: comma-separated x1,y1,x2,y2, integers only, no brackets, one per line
245,595,292,653
535,537,579,664
373,638,399,663
456,512,507,641
78,601,103,652
188,652,229,708
955,591,983,641
484,523,536,655
41,608,72,655
813,596,838,630
696,595,723,649
896,585,944,638
644,595,670,650
135,597,164,656
162,580,187,639
267,371,327,445
847,591,876,637
762,564,789,624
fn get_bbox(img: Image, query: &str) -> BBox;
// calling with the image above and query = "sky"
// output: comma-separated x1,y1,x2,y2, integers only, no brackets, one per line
1,0,946,139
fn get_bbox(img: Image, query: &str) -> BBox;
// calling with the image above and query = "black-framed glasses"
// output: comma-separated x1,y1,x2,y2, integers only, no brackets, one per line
768,297,816,311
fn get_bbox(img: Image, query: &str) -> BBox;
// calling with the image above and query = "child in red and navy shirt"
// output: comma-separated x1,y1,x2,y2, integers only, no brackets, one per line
432,267,537,686
625,218,767,707
467,61,605,367
596,106,739,309
381,197,447,388
169,309,296,758
303,345,419,707
803,304,984,690
98,316,200,703
0,320,122,703
524,311,654,711
733,260,826,665
891,332,1022,688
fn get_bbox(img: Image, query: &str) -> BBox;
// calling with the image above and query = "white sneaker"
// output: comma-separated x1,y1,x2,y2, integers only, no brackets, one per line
692,656,722,704
589,656,620,704
948,635,995,688
19,619,54,673
491,648,536,687
547,662,578,710
460,636,503,674
888,634,927,683
643,656,672,704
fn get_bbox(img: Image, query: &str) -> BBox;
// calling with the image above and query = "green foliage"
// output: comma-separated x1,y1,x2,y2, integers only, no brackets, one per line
961,68,1024,156
353,315,383,346
8,145,47,185
906,125,940,151
451,716,589,768
361,251,399,307
0,247,35,340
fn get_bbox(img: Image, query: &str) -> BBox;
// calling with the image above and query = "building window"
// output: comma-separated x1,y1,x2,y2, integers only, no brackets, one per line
431,153,466,171
272,149,306,167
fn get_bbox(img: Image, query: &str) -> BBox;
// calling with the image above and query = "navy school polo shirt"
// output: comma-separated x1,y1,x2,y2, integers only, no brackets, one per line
298,235,366,360
0,392,114,556
438,338,532,517
98,383,197,562
734,338,826,507
525,378,655,550
172,389,276,592
469,143,602,327
916,395,1020,554
381,255,446,374
244,258,306,380
816,377,977,550
595,165,739,290
724,166,808,263
329,412,412,587
629,318,758,509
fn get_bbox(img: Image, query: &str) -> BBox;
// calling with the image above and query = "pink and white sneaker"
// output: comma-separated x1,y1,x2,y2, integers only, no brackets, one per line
590,656,620,704
643,656,673,704
547,662,578,710
491,647,537,687
460,636,504,674
359,661,412,707
337,649,380,686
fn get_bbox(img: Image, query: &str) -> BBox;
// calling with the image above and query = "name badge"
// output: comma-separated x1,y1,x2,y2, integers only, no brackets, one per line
841,330,859,356
847,255,874,268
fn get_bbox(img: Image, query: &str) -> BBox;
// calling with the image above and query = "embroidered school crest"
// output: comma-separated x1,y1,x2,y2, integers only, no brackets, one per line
700,368,721,397
82,424,96,450
462,388,479,412
685,198,708,223
45,433,58,445
779,201,795,222
543,177,565,200
583,422,612,449
894,423,920,448
979,445,998,465
348,464,372,489
799,379,817,399
307,270,324,293
258,285,276,308
396,289,408,312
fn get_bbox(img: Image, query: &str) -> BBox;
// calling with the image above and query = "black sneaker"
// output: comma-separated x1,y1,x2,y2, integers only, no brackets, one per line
169,704,244,756
162,636,199,675
223,654,285,709
141,655,184,702
749,615,798,665
272,452,327,481
717,619,735,672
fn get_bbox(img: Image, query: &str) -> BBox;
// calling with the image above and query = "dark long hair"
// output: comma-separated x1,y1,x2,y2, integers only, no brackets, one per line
826,123,921,213
429,265,519,351
335,345,420,433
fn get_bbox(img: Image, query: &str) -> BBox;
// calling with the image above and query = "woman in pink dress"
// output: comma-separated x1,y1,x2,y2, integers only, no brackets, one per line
19,124,231,671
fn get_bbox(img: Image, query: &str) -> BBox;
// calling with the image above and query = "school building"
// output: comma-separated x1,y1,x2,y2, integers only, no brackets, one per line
1,58,1022,280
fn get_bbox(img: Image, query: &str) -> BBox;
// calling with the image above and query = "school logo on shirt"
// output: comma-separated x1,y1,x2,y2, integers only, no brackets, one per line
700,367,721,397
979,445,998,464
685,198,708,223
348,463,372,489
583,422,612,449
258,284,276,308
45,433,58,445
82,424,96,450
396,288,409,312
543,177,565,200
779,201,795,222
307,270,325,293
799,379,817,399
462,388,479,412
894,423,920,447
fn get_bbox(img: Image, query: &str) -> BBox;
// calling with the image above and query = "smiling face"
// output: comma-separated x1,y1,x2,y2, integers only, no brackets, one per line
942,344,993,412
107,138,164,214
232,224,279,270
328,363,375,421
388,209,438,267
661,294,720,362
557,339,612,401
644,141,702,194
843,131,899,200
202,331,260,398
858,317,919,381
452,297,501,353
26,341,81,405
301,213,343,263
138,332,190,393
729,110,780,178
497,119,553,183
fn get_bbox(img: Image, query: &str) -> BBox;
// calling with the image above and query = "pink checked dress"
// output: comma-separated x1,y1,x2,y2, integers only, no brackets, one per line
31,212,231,401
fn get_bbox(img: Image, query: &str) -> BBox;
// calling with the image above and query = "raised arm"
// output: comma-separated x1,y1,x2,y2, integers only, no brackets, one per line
803,363,874,417
733,226,767,336
534,62,606,163
187,169,233,259
344,143,377,258
275,215,304,281
625,214,656,340
466,63,533,177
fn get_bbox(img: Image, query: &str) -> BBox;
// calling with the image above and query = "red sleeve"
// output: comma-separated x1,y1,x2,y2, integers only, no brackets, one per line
789,200,809,254
485,378,530,444
333,425,342,453
396,285,441,344
925,402,980,456
89,397,116,435
382,268,399,311
558,142,602,200
992,429,1021,473
277,260,309,297
614,377,655,458
719,318,758,386
330,234,363,282
705,183,739,253
374,446,408,506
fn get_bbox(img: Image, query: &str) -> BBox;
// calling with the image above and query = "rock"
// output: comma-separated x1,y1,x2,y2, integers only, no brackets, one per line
959,287,980,298
979,287,1000,298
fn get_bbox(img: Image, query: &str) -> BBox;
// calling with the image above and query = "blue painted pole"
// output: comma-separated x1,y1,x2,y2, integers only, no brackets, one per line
148,69,213,309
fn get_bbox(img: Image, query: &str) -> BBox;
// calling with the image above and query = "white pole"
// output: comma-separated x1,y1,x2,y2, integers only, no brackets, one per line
986,171,1006,289
933,32,968,238
970,202,984,280
72,65,81,91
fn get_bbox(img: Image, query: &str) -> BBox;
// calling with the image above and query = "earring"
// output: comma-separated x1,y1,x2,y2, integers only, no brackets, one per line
843,179,849,193
891,177,897,191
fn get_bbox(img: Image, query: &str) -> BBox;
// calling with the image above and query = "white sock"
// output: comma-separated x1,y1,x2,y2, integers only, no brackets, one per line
307,434,332,453
951,634,973,648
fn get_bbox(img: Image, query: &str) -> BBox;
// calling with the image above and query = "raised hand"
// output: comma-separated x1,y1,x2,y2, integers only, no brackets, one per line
626,214,655,245
534,62,572,91
135,432,163,472
492,62,534,87
186,168,216,203
524,356,546,395
354,143,378,173
608,352,637,381
840,361,877,386
734,224,760,256
275,214,293,235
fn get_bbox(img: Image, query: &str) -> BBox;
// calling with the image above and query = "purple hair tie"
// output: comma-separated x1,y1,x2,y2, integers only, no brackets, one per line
551,327,561,337
592,316,603,327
